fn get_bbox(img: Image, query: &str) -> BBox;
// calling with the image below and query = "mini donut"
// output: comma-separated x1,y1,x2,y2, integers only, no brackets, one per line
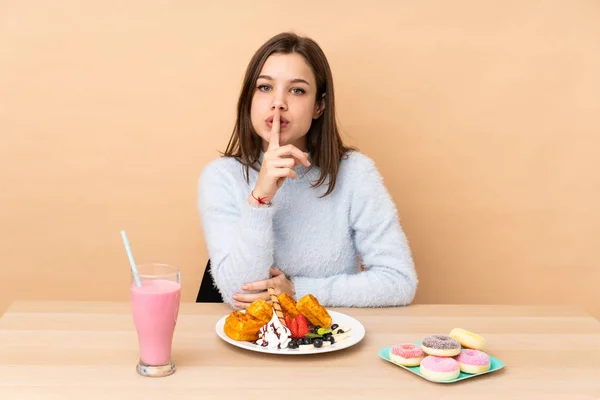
454,349,491,374
449,328,486,350
390,343,425,366
421,334,461,357
419,355,460,381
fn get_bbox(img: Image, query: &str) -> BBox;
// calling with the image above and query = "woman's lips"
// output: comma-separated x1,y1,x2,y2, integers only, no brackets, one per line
266,121,289,129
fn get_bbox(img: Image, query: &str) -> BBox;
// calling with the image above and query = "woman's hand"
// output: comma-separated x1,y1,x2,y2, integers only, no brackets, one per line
232,267,295,309
249,109,311,205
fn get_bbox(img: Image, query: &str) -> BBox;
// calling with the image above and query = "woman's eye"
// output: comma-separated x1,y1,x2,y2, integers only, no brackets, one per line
291,88,306,95
257,85,272,92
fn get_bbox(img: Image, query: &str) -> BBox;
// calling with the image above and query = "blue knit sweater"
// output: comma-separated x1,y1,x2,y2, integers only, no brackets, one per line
197,151,418,308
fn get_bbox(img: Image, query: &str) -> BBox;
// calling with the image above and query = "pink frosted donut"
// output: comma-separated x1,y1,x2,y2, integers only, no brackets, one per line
419,355,460,381
455,349,491,374
390,343,425,366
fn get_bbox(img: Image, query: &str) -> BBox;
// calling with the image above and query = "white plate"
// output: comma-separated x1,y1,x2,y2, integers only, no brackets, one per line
215,309,366,355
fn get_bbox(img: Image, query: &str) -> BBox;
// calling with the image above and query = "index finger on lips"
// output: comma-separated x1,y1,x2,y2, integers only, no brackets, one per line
267,109,281,151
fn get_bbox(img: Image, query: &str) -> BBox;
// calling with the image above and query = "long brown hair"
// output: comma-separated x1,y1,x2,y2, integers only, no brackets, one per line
222,32,355,197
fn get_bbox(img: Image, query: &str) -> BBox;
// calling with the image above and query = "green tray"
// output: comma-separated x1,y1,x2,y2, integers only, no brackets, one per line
378,342,505,383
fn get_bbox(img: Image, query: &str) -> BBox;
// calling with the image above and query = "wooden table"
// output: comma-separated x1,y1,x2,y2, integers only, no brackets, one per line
1,302,600,399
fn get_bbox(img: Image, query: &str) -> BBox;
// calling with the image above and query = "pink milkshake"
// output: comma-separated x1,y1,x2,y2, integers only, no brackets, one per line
130,264,181,377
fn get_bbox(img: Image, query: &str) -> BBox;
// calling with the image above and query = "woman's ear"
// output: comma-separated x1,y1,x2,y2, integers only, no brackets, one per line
313,93,326,119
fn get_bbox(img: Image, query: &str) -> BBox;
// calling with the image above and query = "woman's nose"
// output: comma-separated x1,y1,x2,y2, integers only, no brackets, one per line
271,95,288,111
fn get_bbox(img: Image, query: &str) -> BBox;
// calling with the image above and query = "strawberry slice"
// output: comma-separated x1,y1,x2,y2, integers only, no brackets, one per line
295,314,310,338
288,317,299,338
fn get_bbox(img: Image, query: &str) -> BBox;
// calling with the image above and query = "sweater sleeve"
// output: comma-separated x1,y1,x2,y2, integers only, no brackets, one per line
291,154,418,307
197,160,275,307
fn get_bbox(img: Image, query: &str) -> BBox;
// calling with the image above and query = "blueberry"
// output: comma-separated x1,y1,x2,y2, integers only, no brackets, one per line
331,324,339,330
326,335,335,344
310,327,318,334
302,338,311,345
287,341,298,349
313,339,323,348
296,338,304,346
337,329,345,334
314,325,321,331
323,333,332,339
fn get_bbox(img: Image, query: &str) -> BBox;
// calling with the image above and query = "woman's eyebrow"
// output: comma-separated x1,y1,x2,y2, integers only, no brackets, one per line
257,75,310,85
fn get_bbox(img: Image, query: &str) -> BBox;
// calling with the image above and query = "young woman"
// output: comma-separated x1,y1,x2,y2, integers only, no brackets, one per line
198,32,417,309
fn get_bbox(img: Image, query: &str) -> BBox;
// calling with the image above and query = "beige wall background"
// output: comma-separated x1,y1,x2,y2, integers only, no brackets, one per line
1,1,599,317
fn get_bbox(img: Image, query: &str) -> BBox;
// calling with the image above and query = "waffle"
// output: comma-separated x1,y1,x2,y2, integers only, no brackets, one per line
278,292,300,319
223,299,273,341
296,294,332,328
